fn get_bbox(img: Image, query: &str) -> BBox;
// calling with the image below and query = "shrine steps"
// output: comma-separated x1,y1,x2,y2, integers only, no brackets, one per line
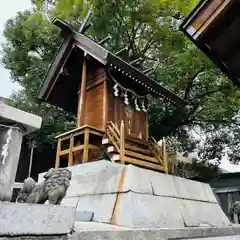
102,131,167,172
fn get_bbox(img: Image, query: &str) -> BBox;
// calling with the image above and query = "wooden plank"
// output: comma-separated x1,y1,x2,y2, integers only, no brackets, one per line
55,140,61,168
107,146,116,153
68,135,74,166
191,0,225,30
103,80,108,128
106,132,120,153
102,138,109,145
193,0,231,40
108,121,120,136
59,149,69,156
125,143,152,155
125,135,148,148
88,128,105,136
83,128,90,163
123,156,165,172
77,57,87,127
87,78,104,91
124,150,158,164
55,125,105,139
107,125,120,142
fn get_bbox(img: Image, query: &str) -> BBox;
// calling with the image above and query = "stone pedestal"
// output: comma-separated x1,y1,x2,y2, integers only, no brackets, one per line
0,128,23,201
39,160,240,239
0,102,42,201
39,160,230,228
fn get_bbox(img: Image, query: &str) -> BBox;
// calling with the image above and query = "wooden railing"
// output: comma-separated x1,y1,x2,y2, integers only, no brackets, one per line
148,137,168,173
105,121,125,162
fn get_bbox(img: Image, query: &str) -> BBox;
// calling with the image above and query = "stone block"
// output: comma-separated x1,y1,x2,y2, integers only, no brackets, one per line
75,211,94,222
66,164,123,197
202,183,218,203
62,197,79,208
115,192,184,228
38,160,122,183
122,165,152,194
181,199,230,227
174,176,215,202
150,171,179,197
75,194,117,223
0,202,75,235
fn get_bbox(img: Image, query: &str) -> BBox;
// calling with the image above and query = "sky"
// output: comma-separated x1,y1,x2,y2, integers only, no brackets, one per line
0,0,31,98
0,0,239,173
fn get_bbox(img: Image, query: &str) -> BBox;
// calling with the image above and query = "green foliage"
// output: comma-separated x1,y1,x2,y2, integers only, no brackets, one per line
2,0,240,171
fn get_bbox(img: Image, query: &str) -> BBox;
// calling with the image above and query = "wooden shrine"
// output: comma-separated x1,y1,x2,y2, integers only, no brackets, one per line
39,18,185,172
180,0,240,87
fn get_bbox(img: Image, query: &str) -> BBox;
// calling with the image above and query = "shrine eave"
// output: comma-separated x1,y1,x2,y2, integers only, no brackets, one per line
180,0,240,88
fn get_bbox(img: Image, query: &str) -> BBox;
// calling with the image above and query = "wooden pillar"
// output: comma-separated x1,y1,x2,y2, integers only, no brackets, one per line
68,134,74,166
77,57,87,127
102,80,108,129
83,128,90,163
120,120,125,164
162,137,168,173
55,139,61,168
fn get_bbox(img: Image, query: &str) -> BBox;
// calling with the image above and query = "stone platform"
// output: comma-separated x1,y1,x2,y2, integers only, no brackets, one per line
39,160,229,229
37,160,240,239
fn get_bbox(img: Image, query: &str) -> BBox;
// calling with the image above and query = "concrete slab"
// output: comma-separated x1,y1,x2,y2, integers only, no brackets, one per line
185,237,240,240
181,200,230,227
72,225,240,240
0,202,75,235
75,194,117,223
115,192,184,228
0,102,42,135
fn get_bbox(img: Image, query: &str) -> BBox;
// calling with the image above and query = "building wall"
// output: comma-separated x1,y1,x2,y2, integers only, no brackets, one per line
209,174,240,220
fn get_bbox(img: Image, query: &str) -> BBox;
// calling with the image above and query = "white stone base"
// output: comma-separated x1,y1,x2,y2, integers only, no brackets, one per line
39,160,230,229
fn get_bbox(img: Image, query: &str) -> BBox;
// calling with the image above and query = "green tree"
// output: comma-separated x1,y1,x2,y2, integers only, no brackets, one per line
2,0,240,170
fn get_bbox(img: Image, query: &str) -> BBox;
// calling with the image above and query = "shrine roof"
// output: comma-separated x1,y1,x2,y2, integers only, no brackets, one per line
180,0,240,88
39,18,185,106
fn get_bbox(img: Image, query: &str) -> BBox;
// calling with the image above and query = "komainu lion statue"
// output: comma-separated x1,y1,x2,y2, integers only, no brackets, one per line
229,201,240,223
16,168,72,205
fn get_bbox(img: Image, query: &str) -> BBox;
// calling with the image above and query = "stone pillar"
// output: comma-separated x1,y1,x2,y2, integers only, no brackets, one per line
0,127,23,201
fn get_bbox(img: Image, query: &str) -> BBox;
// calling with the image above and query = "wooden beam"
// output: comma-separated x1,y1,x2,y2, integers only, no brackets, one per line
77,57,87,127
146,114,149,139
193,0,231,40
122,156,165,172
